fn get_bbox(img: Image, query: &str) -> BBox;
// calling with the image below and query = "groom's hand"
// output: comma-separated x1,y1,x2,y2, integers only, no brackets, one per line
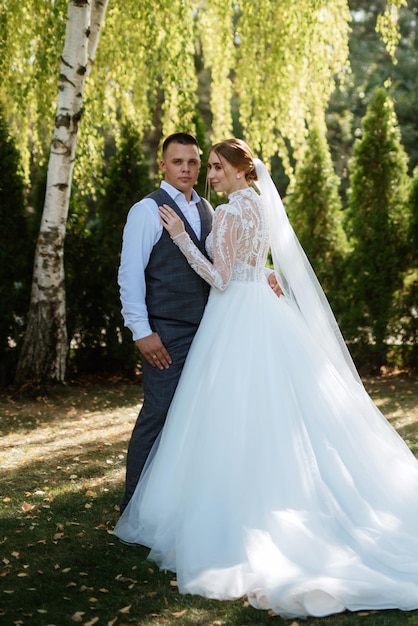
136,332,172,370
267,272,283,297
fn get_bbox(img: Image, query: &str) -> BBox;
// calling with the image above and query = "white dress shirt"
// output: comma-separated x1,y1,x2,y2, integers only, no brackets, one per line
118,181,203,341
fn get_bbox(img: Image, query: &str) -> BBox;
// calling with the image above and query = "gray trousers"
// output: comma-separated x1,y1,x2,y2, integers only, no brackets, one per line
120,319,199,512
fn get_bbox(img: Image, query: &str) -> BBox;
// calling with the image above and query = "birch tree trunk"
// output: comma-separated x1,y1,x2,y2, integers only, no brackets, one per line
15,0,109,388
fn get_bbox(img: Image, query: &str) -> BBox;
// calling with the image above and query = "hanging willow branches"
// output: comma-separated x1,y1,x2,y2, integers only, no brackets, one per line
0,0,403,174
0,0,403,384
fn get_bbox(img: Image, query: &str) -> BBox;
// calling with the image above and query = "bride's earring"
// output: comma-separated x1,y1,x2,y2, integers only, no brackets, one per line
236,174,241,180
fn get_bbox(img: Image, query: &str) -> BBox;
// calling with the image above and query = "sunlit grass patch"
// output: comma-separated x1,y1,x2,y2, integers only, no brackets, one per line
1,374,418,626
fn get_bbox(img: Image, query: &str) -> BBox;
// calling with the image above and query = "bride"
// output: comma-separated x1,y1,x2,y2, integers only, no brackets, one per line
114,138,418,619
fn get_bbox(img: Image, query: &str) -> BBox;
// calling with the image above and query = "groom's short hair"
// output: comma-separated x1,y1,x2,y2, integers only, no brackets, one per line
162,132,200,155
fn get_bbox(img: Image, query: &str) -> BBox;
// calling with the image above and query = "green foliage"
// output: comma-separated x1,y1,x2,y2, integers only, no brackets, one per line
286,122,348,280
0,0,353,186
285,121,349,323
1,0,416,378
0,0,67,175
198,0,235,141
327,0,418,207
0,105,32,385
393,2,418,173
1,0,408,183
346,87,410,368
235,0,350,171
376,0,407,59
65,123,154,376
409,167,418,267
59,0,203,198
390,167,418,369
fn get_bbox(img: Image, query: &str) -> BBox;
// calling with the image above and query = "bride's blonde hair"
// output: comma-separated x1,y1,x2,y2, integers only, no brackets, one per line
209,138,258,183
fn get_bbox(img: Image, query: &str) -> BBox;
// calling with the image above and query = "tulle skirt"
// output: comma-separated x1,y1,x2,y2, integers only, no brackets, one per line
114,280,418,618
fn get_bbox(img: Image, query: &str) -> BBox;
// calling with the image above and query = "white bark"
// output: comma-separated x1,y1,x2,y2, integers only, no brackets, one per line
15,0,109,386
88,0,110,74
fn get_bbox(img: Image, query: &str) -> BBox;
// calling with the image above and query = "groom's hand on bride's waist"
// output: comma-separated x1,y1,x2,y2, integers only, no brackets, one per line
267,272,283,297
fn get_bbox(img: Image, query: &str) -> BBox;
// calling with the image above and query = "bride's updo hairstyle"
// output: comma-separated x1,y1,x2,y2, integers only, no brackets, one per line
210,138,258,183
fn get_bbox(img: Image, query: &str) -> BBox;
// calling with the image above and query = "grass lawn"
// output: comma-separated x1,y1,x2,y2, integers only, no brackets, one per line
1,372,418,626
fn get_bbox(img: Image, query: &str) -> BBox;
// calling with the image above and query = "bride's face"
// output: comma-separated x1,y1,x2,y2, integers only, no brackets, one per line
207,151,245,195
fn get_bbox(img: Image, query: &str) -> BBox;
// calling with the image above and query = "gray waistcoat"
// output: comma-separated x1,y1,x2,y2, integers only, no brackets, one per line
145,188,213,326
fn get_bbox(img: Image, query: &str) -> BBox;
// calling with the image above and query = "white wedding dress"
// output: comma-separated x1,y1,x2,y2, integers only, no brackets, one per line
114,187,418,619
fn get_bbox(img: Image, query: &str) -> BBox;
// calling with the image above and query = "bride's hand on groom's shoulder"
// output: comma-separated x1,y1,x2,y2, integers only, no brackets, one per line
159,204,185,238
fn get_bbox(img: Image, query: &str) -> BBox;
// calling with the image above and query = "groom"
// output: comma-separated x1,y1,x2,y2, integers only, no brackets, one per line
118,132,282,514
118,133,214,512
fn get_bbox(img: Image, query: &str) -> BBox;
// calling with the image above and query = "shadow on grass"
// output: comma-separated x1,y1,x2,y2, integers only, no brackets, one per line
3,487,418,626
2,375,418,625
2,488,179,625
0,376,143,436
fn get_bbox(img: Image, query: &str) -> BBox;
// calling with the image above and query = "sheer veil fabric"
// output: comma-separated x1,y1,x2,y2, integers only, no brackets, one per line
114,162,418,619
254,159,361,385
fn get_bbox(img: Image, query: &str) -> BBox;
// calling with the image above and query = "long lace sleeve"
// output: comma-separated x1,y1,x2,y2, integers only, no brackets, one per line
172,205,238,291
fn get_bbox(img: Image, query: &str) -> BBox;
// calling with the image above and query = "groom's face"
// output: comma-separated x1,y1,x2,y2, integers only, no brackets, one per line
160,143,201,197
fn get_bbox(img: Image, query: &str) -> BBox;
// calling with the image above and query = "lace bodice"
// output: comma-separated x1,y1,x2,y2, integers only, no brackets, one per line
172,188,269,291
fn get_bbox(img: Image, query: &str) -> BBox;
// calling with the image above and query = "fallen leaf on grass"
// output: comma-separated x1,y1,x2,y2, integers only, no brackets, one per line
85,618,99,626
114,574,137,584
107,618,118,626
71,611,85,622
119,604,132,614
22,502,35,512
171,609,187,618
53,532,67,540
